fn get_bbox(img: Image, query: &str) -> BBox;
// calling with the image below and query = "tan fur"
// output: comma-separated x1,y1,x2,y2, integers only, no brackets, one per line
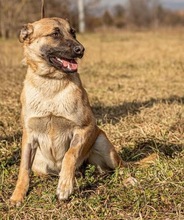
10,18,123,205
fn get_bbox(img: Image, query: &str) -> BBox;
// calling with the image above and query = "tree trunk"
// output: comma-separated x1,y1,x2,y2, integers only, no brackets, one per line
78,0,85,33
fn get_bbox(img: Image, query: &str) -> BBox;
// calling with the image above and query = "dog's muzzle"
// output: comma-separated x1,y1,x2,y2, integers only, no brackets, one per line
41,43,85,74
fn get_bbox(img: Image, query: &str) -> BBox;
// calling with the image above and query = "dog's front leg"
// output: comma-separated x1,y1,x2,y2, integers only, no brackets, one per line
57,126,99,200
10,131,37,206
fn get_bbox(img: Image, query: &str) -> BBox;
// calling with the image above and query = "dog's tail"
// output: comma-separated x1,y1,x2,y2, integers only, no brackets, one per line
122,153,159,168
120,153,158,187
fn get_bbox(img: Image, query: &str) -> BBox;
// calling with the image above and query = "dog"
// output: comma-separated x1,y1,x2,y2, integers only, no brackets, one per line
10,17,124,206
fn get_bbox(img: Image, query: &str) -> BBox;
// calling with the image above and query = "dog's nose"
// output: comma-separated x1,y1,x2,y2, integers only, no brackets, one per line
73,45,84,56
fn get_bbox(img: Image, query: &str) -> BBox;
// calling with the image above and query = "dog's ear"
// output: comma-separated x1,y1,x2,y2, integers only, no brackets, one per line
19,24,33,43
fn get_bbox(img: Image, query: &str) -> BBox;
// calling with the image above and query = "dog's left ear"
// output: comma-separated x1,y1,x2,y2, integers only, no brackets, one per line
19,24,33,43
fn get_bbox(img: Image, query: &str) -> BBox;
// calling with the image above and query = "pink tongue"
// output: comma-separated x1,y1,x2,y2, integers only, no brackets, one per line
62,59,78,71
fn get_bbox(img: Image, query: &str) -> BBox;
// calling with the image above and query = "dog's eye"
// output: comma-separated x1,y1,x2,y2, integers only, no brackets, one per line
52,32,60,38
70,28,76,38
51,28,61,38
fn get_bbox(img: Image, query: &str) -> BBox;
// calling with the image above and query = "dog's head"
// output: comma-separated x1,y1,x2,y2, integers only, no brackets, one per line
19,18,85,77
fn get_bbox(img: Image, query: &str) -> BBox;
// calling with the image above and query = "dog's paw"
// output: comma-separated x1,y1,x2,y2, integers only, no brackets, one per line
9,195,24,207
56,178,74,200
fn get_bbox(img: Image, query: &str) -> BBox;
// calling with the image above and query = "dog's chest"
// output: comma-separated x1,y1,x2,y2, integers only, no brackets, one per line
23,84,81,161
25,85,78,118
28,115,74,161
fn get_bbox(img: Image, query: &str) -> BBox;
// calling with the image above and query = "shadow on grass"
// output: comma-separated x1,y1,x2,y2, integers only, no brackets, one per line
92,95,184,125
2,95,183,168
121,138,184,162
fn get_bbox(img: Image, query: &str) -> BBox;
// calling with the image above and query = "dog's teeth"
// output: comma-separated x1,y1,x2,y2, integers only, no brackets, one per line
67,64,71,70
56,57,63,63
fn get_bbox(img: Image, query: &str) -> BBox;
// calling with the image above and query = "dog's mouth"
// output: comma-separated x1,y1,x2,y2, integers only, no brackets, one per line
49,56,78,73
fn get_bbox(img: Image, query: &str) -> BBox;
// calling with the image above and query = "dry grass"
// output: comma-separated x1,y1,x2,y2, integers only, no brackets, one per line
0,29,184,219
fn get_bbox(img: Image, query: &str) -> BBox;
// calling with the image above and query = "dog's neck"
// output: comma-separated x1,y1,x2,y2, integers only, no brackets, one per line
25,66,82,96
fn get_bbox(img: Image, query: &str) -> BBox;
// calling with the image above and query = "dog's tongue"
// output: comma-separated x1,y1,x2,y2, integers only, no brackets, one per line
62,59,78,71
55,57,78,72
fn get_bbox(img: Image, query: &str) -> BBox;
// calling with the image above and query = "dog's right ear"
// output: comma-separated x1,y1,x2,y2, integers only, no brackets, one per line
19,24,33,43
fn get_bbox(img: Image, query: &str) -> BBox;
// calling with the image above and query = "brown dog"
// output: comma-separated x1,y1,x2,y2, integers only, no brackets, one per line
10,17,124,205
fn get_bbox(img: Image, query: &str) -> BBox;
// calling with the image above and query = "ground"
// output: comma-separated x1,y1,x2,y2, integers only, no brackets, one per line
0,29,184,219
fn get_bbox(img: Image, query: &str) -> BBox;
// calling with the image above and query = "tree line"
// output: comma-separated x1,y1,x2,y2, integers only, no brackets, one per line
102,0,184,29
0,0,184,39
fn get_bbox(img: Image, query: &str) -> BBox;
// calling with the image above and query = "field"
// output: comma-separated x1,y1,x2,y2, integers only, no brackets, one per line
0,29,184,219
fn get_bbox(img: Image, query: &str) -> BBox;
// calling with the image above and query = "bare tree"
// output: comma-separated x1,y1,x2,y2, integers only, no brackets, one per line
102,10,114,26
0,0,78,38
0,0,27,38
113,4,126,28
126,0,161,27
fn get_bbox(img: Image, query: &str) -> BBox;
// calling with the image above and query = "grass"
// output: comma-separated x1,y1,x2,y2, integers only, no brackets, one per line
0,29,184,219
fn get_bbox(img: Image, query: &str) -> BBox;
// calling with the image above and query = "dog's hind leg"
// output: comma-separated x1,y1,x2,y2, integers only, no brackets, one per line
32,148,60,176
88,130,124,172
